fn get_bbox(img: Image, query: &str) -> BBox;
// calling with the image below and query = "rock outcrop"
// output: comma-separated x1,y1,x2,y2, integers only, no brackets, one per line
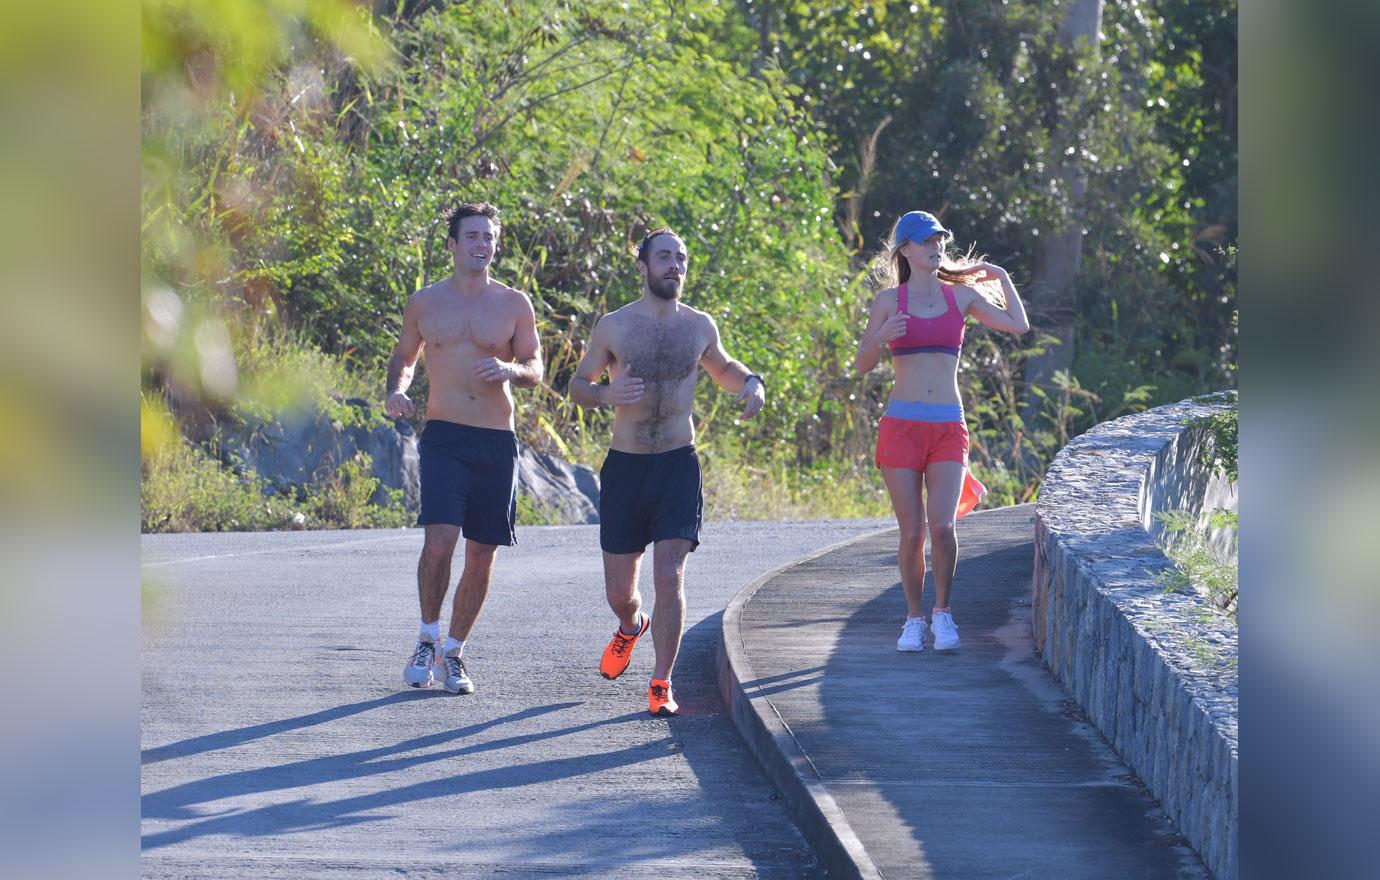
214,400,599,524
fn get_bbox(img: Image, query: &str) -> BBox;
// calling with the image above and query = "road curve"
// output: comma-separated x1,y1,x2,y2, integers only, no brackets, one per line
141,519,888,879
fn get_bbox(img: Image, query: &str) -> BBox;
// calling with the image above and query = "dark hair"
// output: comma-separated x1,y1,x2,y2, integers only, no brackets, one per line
444,202,501,241
636,226,680,264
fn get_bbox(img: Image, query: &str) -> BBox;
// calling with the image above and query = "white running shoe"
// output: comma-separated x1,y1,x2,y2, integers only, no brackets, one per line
403,639,438,687
897,618,927,652
440,652,475,694
931,611,961,651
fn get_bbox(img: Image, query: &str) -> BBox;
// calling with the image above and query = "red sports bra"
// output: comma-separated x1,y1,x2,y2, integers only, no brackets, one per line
888,281,965,357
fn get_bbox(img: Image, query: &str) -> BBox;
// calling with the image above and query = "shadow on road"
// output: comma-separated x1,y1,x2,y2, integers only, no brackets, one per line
142,690,435,765
144,706,651,844
815,532,1203,878
142,732,672,851
663,612,824,878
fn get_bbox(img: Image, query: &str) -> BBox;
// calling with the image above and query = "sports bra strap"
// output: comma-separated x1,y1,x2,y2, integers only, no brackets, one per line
898,281,953,315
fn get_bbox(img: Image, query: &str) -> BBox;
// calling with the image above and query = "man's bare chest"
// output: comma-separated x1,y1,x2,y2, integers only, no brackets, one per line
421,303,515,354
613,317,706,383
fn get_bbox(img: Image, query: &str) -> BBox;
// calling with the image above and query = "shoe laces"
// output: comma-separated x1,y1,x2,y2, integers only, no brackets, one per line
611,618,642,657
650,683,669,701
410,640,436,667
444,655,466,679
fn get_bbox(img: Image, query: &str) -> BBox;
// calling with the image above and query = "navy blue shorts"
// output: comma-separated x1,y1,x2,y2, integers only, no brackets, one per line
598,446,702,555
418,420,518,547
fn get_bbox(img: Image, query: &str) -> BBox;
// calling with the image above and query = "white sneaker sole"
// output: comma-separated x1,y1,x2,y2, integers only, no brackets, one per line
443,680,476,695
932,639,960,651
896,641,925,652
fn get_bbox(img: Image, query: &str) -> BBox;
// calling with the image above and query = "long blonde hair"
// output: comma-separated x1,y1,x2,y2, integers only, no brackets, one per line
867,219,1007,308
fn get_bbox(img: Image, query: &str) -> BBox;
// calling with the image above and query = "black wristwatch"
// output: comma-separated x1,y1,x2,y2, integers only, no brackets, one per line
744,373,765,390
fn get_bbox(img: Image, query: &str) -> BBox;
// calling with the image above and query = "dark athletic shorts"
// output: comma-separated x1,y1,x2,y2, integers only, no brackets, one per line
599,445,702,555
418,420,518,547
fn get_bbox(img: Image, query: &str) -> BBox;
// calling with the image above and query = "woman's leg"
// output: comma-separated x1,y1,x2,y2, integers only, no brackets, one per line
881,466,928,617
923,460,965,609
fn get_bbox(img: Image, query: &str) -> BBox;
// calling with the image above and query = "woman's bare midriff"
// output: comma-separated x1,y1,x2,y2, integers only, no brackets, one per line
889,351,963,404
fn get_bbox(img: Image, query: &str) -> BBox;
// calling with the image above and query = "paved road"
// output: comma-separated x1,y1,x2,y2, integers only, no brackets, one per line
728,505,1210,879
141,519,889,879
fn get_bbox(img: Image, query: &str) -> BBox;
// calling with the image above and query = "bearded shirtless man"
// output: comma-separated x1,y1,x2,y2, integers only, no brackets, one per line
568,227,766,716
385,202,542,695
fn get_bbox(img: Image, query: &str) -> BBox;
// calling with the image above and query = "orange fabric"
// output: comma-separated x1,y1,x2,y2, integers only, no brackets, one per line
957,469,987,519
875,416,988,519
876,416,968,469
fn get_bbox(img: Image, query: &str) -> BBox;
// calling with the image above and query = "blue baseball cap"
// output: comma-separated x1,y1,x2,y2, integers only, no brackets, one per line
895,211,953,245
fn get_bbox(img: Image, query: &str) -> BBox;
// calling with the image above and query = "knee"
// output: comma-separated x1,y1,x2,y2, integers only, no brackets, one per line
928,520,957,543
899,524,927,551
653,560,686,590
465,542,498,562
421,536,457,565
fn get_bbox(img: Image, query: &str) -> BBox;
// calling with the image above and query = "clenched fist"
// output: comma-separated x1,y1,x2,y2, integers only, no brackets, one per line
385,392,415,419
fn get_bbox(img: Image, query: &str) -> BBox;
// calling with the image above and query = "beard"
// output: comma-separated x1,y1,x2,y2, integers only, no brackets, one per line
648,275,682,301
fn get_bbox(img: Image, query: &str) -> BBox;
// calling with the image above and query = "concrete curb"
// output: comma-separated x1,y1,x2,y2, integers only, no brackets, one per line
717,527,894,880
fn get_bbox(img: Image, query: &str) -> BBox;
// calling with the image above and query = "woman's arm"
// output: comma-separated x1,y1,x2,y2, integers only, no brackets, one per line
855,290,909,374
958,263,1030,335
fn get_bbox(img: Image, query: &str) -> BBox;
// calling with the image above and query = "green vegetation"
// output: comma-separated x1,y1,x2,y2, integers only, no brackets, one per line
141,0,1237,531
1155,509,1238,617
142,431,288,533
1192,397,1239,483
142,398,411,532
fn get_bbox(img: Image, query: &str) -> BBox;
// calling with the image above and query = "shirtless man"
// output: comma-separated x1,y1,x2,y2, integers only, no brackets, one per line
568,227,766,716
384,202,543,695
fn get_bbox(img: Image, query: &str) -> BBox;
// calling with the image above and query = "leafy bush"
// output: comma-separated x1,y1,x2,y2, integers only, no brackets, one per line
142,436,290,533
141,0,1237,528
515,492,567,527
298,451,412,530
1155,510,1238,617
1192,397,1239,483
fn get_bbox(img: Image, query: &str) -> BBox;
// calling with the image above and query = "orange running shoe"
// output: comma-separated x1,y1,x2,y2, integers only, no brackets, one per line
600,613,649,680
648,679,679,717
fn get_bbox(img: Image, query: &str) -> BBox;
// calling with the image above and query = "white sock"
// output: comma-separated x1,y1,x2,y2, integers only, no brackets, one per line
907,615,926,624
419,620,441,643
442,636,464,658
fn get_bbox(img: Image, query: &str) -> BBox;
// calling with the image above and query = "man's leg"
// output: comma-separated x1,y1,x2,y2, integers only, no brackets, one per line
418,524,462,626
649,538,693,681
446,539,499,641
406,524,460,686
599,550,648,680
603,550,644,631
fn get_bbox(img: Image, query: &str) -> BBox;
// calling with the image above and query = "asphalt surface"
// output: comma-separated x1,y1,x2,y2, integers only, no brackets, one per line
728,505,1210,879
141,519,889,879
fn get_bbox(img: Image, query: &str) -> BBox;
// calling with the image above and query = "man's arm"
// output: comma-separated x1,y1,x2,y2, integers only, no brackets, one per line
699,315,765,419
385,297,424,418
506,293,544,387
473,292,545,386
568,316,643,408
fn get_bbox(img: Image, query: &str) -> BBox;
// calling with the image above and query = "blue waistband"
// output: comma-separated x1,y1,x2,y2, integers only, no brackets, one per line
884,400,964,423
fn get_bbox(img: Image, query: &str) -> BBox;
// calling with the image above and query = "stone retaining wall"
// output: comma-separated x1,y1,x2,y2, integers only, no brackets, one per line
1032,393,1238,879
